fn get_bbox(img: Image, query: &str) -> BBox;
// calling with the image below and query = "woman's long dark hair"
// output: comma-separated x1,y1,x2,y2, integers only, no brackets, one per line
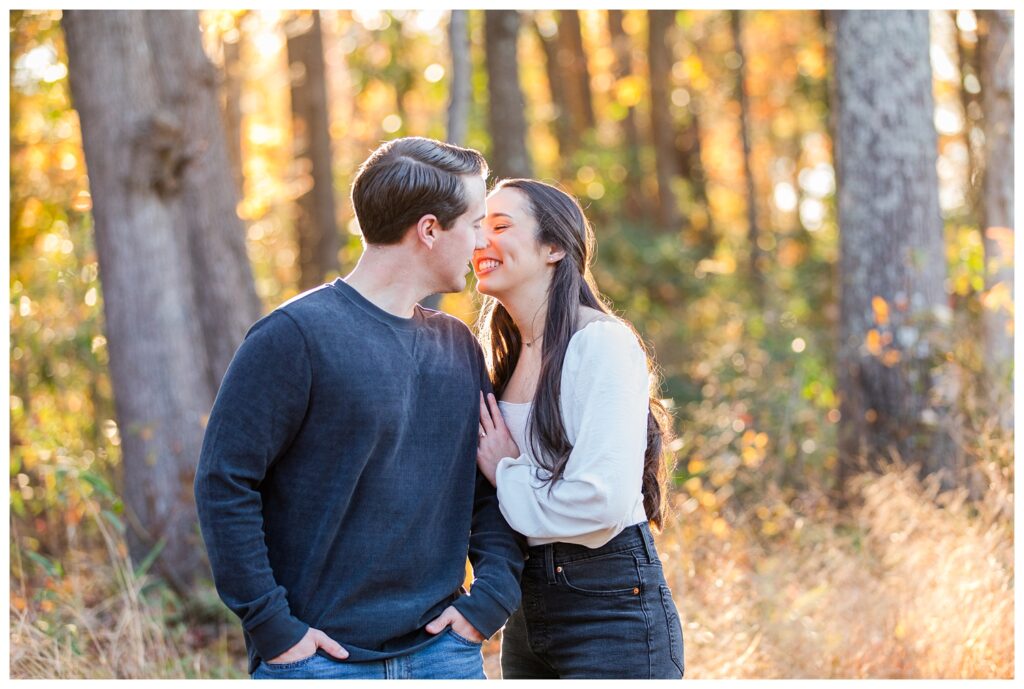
477,179,675,529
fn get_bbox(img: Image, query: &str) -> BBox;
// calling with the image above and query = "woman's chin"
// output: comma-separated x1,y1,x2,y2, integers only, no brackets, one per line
474,277,498,297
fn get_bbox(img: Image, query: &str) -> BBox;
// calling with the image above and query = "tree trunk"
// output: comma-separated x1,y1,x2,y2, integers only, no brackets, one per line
732,11,762,297
63,9,262,593
952,11,982,222
389,14,414,134
420,9,474,313
141,11,261,389
221,22,245,197
446,9,471,146
647,10,681,231
822,11,841,195
557,11,595,136
832,10,960,493
976,10,1014,405
677,110,715,256
608,9,645,220
484,10,532,179
673,15,715,257
533,14,575,160
287,10,341,291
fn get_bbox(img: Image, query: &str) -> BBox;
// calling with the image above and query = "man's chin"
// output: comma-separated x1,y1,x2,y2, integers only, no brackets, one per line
442,275,467,294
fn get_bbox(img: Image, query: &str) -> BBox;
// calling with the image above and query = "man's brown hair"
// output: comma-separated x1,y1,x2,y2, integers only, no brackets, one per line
350,137,488,245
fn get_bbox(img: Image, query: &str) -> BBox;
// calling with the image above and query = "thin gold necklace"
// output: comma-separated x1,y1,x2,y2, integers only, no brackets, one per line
523,334,544,348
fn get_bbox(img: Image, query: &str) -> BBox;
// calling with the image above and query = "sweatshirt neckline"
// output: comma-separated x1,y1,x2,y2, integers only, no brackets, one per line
330,278,425,330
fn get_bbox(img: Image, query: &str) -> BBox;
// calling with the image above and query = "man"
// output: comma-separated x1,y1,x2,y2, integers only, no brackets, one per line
194,137,526,679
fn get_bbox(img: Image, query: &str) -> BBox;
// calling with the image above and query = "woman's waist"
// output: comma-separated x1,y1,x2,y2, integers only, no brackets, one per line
520,494,649,549
523,520,657,568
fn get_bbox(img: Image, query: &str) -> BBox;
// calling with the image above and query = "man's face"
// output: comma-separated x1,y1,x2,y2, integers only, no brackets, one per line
432,174,487,293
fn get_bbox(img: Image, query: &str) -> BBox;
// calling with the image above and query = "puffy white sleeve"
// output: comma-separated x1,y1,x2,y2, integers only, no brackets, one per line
494,320,650,547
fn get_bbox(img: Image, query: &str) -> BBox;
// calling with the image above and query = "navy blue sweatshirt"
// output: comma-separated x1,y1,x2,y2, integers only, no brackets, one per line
194,278,526,674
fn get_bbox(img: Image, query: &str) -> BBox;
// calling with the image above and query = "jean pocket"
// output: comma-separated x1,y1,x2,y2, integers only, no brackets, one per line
447,628,483,647
558,551,643,597
262,651,320,670
659,585,685,676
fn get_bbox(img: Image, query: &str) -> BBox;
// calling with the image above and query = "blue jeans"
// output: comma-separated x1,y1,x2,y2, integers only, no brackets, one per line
501,522,685,679
251,628,486,679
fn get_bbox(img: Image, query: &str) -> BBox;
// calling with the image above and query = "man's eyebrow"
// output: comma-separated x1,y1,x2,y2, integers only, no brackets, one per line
474,214,486,222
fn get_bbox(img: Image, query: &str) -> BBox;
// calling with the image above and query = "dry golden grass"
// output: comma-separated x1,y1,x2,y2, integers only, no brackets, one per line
10,496,246,679
655,457,1014,678
11,457,1013,679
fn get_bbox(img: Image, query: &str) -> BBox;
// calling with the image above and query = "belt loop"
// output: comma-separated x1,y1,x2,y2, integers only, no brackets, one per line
543,544,556,583
639,523,657,564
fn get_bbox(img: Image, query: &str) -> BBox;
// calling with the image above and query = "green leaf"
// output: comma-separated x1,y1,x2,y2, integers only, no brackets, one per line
25,550,59,577
134,537,167,579
80,469,113,499
101,509,123,532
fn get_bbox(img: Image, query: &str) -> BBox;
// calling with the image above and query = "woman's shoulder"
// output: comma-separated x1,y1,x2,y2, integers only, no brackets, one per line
576,306,617,329
566,309,646,365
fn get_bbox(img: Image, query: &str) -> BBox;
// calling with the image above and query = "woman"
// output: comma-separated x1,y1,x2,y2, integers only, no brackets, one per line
472,178,685,679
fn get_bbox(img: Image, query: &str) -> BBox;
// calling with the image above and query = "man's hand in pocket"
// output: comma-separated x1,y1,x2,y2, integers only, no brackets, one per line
425,606,485,643
268,627,349,664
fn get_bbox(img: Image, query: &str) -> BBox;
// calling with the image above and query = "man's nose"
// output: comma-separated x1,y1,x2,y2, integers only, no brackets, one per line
474,226,489,250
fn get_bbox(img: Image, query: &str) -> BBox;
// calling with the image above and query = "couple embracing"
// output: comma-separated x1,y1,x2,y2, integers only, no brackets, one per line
194,137,685,680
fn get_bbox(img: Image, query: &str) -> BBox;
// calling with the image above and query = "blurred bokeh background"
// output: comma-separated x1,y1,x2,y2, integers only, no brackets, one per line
9,9,1014,678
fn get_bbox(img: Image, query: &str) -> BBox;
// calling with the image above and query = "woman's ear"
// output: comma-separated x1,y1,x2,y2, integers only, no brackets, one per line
416,214,440,249
546,247,567,264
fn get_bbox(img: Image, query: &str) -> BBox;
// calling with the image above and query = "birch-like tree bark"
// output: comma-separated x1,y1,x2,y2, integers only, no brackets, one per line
833,10,961,492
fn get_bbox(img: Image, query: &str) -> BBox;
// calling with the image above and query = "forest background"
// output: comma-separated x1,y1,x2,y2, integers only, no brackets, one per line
8,6,1016,679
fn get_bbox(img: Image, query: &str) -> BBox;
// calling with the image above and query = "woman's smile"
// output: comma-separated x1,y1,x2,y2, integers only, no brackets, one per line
474,256,503,276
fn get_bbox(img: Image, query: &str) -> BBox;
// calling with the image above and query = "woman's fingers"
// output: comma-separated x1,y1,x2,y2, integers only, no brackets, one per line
479,391,495,434
487,393,508,433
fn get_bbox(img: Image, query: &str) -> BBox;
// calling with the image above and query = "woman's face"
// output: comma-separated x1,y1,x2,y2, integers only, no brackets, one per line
473,187,556,298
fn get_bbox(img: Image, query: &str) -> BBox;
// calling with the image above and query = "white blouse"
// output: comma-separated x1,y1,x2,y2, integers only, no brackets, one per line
494,319,651,548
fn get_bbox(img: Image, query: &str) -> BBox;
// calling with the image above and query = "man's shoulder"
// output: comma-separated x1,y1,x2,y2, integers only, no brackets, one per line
277,282,339,317
270,281,363,334
243,283,342,341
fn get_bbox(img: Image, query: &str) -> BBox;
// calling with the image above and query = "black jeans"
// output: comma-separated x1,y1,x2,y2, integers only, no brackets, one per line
500,522,685,679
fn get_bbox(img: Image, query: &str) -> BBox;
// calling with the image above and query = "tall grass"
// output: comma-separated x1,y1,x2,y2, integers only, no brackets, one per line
11,456,1013,679
658,456,1013,678
10,483,245,679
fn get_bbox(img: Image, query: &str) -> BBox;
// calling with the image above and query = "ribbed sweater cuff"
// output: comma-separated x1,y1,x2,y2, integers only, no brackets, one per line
451,586,511,640
247,608,310,661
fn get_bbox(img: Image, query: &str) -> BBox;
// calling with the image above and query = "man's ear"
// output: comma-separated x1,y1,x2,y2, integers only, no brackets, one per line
415,214,440,249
